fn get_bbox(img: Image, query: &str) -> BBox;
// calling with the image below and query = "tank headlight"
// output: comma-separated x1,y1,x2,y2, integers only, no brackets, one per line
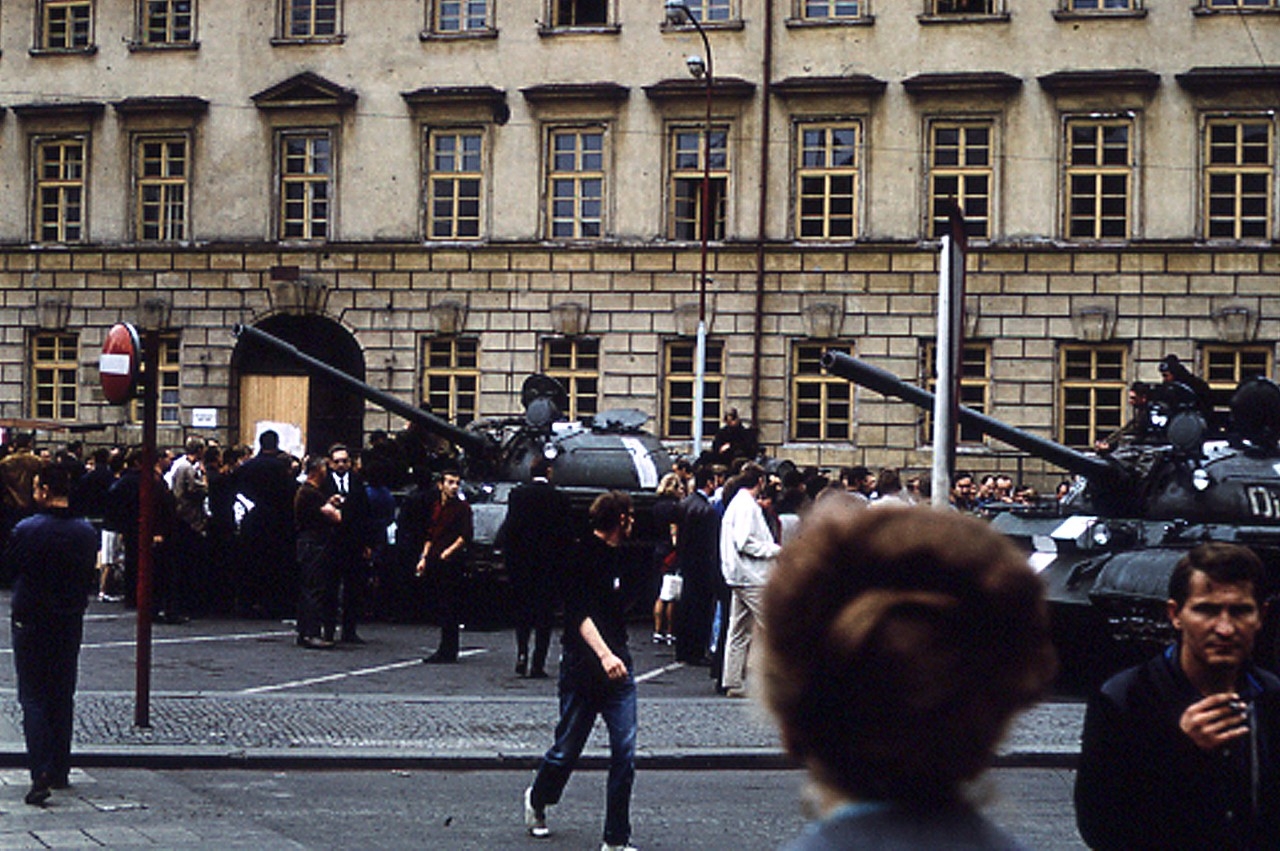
1192,468,1211,492
543,443,559,460
1091,522,1112,548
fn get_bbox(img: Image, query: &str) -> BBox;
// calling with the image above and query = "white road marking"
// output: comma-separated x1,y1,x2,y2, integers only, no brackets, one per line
0,630,296,654
238,648,488,695
636,661,685,683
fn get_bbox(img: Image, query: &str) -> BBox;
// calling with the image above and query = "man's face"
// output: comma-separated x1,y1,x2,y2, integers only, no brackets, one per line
439,474,461,501
329,450,351,473
1169,571,1262,681
953,477,975,500
858,474,876,495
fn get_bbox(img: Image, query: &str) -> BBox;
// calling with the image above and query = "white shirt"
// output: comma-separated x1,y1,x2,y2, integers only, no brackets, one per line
720,487,782,587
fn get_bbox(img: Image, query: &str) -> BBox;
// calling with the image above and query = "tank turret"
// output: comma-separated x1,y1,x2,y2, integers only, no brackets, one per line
821,349,1280,685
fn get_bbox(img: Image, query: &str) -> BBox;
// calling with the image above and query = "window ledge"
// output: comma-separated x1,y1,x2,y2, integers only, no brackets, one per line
269,35,347,46
784,15,875,27
1192,6,1280,16
1053,9,1147,20
420,28,498,42
29,45,98,57
661,19,746,34
537,23,621,36
126,40,200,52
917,13,1011,24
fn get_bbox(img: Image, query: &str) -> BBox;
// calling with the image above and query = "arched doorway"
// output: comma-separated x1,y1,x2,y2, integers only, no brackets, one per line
230,315,366,457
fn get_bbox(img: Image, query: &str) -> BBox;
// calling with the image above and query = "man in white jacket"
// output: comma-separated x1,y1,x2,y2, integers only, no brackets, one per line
719,466,782,696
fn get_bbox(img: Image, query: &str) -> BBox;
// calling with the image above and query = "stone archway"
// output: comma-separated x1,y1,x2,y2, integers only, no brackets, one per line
230,315,366,457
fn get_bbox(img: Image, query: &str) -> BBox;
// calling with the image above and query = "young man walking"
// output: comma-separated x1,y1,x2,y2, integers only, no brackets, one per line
524,491,638,851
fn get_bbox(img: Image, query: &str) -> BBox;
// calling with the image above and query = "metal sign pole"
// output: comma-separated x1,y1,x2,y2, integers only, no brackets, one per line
932,209,967,509
134,328,158,729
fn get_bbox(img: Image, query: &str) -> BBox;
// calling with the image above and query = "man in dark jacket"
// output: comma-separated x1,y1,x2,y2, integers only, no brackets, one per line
5,458,98,806
673,466,720,665
231,430,296,618
415,468,472,663
1075,542,1280,850
502,456,574,678
319,443,371,644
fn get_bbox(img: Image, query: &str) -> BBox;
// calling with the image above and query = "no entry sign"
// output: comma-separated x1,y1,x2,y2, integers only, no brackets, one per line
100,322,142,405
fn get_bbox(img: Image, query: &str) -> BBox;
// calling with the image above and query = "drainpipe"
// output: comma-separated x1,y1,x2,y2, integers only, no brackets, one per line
749,0,774,443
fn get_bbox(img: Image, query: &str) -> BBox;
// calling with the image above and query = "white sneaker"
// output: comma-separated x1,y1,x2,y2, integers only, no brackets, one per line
601,844,638,851
524,786,549,838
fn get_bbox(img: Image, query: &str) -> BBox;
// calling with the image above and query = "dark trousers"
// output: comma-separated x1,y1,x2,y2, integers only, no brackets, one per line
512,574,556,673
673,570,715,663
531,654,637,847
336,542,367,639
12,612,84,785
296,534,338,640
430,563,462,658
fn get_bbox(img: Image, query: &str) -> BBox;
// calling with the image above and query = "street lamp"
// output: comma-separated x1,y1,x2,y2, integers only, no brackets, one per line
664,0,714,459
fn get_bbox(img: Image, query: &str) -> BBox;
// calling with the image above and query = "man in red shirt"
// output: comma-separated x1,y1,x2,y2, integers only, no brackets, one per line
416,469,471,663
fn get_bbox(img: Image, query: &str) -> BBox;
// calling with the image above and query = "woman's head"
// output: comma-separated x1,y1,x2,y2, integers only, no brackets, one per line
761,503,1056,803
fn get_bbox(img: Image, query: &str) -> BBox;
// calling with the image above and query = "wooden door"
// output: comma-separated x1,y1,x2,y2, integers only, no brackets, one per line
239,374,309,457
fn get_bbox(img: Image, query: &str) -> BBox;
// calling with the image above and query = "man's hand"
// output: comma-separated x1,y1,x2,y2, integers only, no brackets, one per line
599,652,628,681
1180,692,1250,751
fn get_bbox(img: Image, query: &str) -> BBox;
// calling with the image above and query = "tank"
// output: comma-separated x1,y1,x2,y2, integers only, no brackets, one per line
233,324,673,625
822,350,1280,687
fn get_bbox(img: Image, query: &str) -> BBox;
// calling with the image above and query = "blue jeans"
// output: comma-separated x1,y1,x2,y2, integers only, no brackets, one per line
531,652,637,846
12,612,84,786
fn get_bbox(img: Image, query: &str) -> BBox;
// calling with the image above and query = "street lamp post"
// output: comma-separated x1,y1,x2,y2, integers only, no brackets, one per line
665,0,714,460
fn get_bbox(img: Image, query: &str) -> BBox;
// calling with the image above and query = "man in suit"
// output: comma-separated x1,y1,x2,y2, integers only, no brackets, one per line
319,443,371,644
673,466,721,666
503,456,574,678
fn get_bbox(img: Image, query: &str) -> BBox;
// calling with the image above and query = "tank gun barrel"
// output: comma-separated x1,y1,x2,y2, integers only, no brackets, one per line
232,324,493,457
821,350,1119,483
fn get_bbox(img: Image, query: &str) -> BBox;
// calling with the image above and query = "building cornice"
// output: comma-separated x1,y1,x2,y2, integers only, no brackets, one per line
112,96,211,117
771,75,888,100
902,72,1022,98
642,77,757,102
1037,70,1160,96
252,72,358,111
1175,66,1280,94
11,101,106,121
402,86,509,123
519,82,630,106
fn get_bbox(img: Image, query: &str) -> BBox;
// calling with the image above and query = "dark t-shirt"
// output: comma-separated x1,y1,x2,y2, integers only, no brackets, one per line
562,533,630,662
294,483,332,537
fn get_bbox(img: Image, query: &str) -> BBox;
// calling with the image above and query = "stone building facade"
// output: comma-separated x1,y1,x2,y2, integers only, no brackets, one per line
0,0,1276,484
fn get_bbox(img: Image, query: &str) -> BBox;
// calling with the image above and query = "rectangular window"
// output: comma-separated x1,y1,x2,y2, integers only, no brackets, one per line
41,0,93,49
670,125,728,241
1204,118,1273,240
552,0,608,26
141,0,193,44
130,334,181,425
664,339,725,440
1206,0,1278,8
426,129,484,240
31,332,79,421
801,0,862,19
1203,345,1272,420
1066,118,1132,240
136,136,189,241
932,0,994,12
928,121,992,239
35,138,87,244
284,0,338,38
680,0,733,21
423,337,479,426
542,338,599,421
433,0,490,32
792,342,852,442
1059,345,1127,449
796,121,859,240
548,127,606,239
923,342,991,444
279,131,332,240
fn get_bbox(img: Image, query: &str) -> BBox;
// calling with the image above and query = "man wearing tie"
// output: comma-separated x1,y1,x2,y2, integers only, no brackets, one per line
320,444,371,644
